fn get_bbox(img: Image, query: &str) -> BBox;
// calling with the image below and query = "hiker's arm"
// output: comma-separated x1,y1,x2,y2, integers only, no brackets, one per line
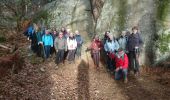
54,38,58,51
51,36,53,47
123,54,128,68
64,39,67,51
115,41,119,51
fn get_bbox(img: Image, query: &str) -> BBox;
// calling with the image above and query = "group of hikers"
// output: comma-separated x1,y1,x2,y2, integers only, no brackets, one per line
24,23,143,83
24,23,83,67
89,26,143,83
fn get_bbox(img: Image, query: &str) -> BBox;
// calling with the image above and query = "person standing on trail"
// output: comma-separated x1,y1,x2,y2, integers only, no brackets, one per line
26,23,35,40
42,29,54,59
75,30,83,59
30,23,39,53
54,32,67,68
104,33,119,72
61,27,70,60
67,32,77,64
126,26,143,76
35,27,44,57
118,31,128,52
50,28,59,56
89,35,102,68
61,27,68,38
109,48,129,83
26,23,36,52
103,31,110,44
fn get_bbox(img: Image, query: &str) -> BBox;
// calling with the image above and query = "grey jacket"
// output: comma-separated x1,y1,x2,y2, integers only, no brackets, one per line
54,37,67,51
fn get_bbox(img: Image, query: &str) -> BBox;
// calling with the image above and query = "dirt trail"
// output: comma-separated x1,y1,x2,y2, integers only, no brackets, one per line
0,44,170,99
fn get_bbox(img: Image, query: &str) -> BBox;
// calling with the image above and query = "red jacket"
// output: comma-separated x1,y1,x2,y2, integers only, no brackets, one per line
90,39,102,53
115,53,128,69
109,52,116,59
95,39,103,49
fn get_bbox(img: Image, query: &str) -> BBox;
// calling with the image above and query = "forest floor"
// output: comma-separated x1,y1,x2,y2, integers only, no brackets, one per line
0,34,170,100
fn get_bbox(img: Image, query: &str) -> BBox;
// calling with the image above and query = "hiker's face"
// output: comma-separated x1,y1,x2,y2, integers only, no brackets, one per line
75,31,79,35
121,31,126,36
61,28,65,31
109,36,113,40
118,51,124,55
133,29,138,34
70,33,73,37
45,31,49,34
54,31,57,34
59,33,63,38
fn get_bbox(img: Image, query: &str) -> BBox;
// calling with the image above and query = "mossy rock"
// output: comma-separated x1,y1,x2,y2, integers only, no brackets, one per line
0,36,6,43
157,30,170,54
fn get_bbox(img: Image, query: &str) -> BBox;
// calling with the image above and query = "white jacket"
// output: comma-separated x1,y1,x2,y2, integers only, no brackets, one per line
67,37,77,50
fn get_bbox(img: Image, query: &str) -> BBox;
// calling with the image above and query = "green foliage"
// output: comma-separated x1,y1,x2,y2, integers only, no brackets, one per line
110,0,127,31
118,0,127,31
33,10,51,25
0,33,6,43
157,0,170,22
157,31,170,54
0,37,6,43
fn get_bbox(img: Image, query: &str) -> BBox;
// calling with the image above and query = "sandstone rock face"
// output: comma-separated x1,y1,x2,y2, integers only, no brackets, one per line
43,0,94,42
95,0,170,65
42,0,170,65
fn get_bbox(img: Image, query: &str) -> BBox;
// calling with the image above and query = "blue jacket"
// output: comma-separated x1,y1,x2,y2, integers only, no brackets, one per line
118,36,127,51
75,34,83,46
126,33,143,51
42,34,53,46
104,40,119,53
27,26,34,38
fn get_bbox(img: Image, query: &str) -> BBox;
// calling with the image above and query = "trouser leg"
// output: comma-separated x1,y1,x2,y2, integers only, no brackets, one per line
122,69,128,80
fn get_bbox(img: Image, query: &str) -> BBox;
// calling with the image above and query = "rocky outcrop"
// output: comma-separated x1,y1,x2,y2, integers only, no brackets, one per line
94,0,170,65
37,0,170,66
42,0,94,42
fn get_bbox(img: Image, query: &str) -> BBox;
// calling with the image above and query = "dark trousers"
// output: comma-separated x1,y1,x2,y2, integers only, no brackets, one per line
129,51,140,74
37,44,44,57
115,69,128,80
50,47,56,56
64,51,68,60
31,43,38,53
56,49,65,65
68,50,76,61
107,55,116,71
76,46,82,57
92,52,99,67
44,45,51,59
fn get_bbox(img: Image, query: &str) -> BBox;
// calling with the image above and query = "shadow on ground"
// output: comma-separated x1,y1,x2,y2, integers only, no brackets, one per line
115,74,170,100
77,60,90,100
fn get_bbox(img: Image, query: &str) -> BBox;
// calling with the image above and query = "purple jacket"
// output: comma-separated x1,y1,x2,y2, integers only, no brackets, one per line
126,33,143,51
